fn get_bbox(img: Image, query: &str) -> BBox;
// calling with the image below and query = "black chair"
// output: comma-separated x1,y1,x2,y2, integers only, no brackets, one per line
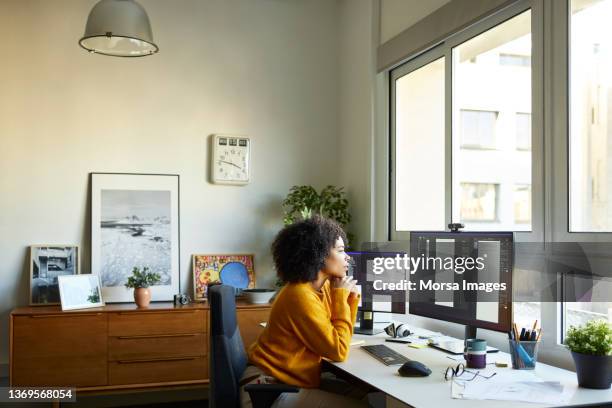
209,284,299,408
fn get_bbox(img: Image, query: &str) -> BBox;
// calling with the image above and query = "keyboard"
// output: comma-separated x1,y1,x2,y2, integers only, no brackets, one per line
361,344,410,366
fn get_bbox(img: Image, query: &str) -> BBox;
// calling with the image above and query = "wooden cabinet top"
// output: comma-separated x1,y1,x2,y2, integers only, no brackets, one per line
11,300,272,316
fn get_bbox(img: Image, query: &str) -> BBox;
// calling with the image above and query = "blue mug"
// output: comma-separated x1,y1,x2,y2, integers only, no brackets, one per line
464,338,487,369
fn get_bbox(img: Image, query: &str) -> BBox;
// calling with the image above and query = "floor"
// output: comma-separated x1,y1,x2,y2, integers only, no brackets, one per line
0,376,207,408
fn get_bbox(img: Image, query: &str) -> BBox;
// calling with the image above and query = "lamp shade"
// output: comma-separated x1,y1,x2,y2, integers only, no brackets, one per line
79,0,158,57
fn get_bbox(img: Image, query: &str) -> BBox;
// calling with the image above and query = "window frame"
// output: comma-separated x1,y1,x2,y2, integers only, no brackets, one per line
381,0,612,367
548,0,612,346
389,45,450,241
389,0,543,242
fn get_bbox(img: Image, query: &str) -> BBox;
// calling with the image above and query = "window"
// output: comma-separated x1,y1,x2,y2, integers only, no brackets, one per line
564,302,611,329
516,112,531,150
453,10,532,231
460,183,498,221
393,57,446,232
460,109,498,149
391,9,533,237
569,0,612,232
499,53,531,67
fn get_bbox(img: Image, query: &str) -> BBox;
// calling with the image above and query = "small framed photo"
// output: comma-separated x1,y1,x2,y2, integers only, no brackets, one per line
30,245,79,306
192,254,255,301
58,274,104,311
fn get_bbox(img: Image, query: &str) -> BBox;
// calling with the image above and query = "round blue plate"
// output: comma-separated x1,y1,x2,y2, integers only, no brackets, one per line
220,262,250,289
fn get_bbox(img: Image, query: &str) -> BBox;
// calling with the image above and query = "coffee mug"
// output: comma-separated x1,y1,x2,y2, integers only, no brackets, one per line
464,338,487,369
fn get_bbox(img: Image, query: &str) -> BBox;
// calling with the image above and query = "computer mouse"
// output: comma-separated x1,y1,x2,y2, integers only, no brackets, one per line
398,361,432,377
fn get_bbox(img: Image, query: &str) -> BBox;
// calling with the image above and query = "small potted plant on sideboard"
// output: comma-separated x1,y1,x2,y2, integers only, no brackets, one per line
125,266,161,308
564,319,612,389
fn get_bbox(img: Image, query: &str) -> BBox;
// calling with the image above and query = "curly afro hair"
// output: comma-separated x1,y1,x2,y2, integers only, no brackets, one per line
272,215,347,283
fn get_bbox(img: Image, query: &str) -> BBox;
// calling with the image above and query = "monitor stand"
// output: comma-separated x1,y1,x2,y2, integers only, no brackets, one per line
353,310,383,335
465,325,477,341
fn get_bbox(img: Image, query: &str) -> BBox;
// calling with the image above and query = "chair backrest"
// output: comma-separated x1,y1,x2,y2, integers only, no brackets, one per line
209,284,248,408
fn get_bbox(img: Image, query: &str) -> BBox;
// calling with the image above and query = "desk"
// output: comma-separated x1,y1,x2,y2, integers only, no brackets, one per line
326,332,612,408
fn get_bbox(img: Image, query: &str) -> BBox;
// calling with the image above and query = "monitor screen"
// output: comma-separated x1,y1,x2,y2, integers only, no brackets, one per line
347,251,407,314
408,231,513,333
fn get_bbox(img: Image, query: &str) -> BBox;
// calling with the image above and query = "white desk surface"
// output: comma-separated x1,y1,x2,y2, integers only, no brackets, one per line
329,331,612,408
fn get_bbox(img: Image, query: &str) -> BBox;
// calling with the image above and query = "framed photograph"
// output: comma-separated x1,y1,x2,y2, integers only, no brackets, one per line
192,254,255,301
91,173,180,302
29,245,79,306
58,274,104,311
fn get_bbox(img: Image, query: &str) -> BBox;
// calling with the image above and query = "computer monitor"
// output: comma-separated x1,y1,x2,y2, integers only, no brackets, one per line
408,231,513,341
348,251,407,335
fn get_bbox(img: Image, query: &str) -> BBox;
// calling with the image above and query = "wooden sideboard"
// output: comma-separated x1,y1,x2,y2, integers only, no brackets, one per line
9,301,271,392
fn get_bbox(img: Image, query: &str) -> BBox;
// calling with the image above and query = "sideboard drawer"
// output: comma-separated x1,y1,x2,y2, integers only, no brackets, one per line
109,356,208,385
237,307,271,350
11,313,107,387
109,309,206,336
109,332,207,361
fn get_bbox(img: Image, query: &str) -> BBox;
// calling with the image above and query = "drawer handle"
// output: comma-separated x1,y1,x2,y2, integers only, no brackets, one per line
117,310,197,315
31,313,103,318
117,333,199,340
117,356,199,364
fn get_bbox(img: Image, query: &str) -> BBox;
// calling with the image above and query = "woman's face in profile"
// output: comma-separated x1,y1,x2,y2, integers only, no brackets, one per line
323,237,350,279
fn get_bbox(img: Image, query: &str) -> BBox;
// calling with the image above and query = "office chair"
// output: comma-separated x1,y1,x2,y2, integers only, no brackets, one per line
209,284,299,408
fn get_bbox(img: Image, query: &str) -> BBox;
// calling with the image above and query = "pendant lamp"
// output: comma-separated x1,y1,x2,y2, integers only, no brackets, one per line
79,0,158,57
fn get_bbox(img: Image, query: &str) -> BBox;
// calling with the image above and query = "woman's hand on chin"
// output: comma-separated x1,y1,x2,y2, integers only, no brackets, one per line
331,276,358,294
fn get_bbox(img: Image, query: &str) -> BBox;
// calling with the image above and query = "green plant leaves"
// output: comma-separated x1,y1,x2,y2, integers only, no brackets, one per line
125,266,161,289
281,184,352,245
564,319,612,356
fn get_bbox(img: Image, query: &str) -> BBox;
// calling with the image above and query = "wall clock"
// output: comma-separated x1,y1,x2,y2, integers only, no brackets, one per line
211,134,251,185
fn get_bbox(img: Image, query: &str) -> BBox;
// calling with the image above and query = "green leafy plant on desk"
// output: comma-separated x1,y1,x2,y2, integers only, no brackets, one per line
564,319,612,389
276,185,353,289
125,266,161,308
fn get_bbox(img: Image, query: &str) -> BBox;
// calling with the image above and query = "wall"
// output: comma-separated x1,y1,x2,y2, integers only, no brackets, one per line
337,0,378,247
0,0,341,369
380,0,451,44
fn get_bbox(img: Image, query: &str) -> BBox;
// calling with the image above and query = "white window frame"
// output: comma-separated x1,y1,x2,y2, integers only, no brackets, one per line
380,0,595,369
389,0,543,242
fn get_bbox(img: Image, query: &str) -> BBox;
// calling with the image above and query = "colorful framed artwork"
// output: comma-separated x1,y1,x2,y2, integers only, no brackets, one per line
29,245,79,306
192,254,255,301
90,173,180,303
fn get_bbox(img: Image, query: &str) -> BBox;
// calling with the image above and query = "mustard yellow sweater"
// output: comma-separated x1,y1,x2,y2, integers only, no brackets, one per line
248,280,359,388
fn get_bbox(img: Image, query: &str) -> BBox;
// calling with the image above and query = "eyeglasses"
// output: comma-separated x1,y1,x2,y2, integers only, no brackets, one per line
444,363,497,382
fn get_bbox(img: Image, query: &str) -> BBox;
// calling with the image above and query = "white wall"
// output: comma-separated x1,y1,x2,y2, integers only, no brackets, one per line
337,0,377,247
0,0,341,369
380,0,451,44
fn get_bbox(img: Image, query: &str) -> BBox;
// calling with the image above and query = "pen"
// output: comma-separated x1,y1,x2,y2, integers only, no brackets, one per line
532,320,538,331
530,330,536,341
520,328,526,341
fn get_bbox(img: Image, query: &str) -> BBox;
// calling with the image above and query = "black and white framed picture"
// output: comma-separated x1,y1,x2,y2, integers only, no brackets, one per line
91,173,180,302
58,274,104,311
30,245,79,305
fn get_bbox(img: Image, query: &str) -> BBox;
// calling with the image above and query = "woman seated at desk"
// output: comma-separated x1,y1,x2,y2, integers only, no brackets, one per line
241,215,369,408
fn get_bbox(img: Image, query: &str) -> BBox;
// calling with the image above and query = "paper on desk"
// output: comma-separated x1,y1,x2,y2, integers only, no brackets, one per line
452,371,571,405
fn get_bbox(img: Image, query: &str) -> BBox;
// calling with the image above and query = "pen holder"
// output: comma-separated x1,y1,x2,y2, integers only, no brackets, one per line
509,340,539,370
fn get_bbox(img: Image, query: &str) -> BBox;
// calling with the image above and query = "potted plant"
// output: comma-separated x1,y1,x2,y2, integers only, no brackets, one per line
282,185,351,227
564,319,612,389
125,266,161,308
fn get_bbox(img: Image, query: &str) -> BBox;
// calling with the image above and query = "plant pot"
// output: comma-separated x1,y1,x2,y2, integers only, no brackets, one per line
571,351,612,389
134,288,151,308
